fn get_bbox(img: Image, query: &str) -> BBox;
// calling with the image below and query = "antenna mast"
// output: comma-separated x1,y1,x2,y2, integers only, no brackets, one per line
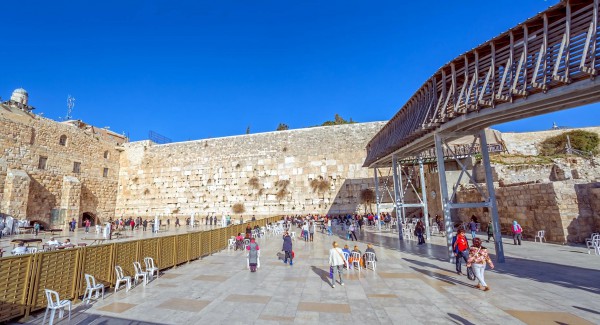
66,95,75,120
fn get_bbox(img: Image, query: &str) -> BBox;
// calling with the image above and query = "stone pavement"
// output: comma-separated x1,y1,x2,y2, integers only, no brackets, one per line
17,227,600,325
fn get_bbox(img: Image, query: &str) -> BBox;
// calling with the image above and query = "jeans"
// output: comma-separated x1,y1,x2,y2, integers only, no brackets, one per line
472,263,487,287
513,233,522,245
455,250,469,273
327,227,332,235
471,230,477,240
332,265,344,285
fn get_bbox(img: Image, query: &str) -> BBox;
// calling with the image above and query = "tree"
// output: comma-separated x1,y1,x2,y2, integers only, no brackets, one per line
321,114,356,126
276,123,289,131
360,188,376,213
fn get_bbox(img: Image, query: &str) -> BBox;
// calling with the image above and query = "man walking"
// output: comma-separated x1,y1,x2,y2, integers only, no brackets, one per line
452,229,470,275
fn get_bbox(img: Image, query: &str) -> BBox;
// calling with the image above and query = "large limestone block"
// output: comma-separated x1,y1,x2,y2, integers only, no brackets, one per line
2,169,31,218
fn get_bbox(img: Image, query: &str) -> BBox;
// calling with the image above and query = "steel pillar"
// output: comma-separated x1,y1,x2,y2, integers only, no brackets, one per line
392,155,403,240
374,168,381,231
479,130,506,263
419,157,430,239
434,134,455,262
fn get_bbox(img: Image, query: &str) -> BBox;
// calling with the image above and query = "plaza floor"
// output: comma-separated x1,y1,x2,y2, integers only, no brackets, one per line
13,226,600,325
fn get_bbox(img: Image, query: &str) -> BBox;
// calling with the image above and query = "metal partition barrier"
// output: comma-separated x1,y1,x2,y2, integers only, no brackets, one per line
0,216,282,322
0,255,36,322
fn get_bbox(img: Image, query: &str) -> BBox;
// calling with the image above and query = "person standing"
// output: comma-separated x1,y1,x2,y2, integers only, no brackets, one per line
469,219,478,240
466,238,495,291
452,229,470,275
84,219,91,233
309,221,315,242
282,232,293,265
486,220,494,243
167,218,171,229
130,219,135,231
327,218,333,236
512,220,523,245
415,220,425,245
175,217,180,228
328,241,346,288
302,222,309,242
247,238,260,272
142,219,148,231
348,223,358,241
33,222,40,236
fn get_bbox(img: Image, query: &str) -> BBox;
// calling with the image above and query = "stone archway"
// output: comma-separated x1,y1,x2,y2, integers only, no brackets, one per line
81,212,99,227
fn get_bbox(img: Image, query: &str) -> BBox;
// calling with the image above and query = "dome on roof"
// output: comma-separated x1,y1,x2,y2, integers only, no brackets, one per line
10,88,29,105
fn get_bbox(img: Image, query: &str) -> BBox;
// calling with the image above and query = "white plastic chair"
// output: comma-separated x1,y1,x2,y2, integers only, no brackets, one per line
342,251,350,269
42,289,71,325
534,230,546,243
114,266,132,292
587,234,600,255
28,247,38,253
364,252,377,271
144,257,159,279
290,232,296,241
133,261,148,285
83,274,105,304
351,251,361,272
227,238,235,251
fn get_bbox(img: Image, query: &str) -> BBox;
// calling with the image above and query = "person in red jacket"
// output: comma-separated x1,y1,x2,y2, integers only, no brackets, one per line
452,229,470,275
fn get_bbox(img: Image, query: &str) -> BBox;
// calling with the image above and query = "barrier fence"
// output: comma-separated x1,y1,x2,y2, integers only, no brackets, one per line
0,216,282,322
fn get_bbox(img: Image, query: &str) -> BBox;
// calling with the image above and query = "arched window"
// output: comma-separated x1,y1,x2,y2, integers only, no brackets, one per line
59,135,67,146
103,151,109,159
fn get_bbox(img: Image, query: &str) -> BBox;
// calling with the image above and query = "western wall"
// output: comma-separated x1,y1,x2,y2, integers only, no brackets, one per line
1,88,599,243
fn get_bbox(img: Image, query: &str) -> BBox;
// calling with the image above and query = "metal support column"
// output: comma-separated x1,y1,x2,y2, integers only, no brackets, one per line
374,168,381,231
434,133,455,262
397,161,406,225
392,155,403,240
479,130,505,263
419,157,430,239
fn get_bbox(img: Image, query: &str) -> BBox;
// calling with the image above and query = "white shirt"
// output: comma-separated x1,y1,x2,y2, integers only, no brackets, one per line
47,239,59,246
329,247,345,266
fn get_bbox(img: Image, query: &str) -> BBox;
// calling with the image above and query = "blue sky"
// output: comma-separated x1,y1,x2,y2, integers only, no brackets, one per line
1,0,597,142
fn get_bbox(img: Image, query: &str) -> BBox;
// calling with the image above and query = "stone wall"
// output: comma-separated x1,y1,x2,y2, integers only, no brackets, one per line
115,122,386,220
453,181,600,243
0,106,120,227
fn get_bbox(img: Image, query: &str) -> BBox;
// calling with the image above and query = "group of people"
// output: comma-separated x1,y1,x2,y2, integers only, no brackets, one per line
328,241,377,287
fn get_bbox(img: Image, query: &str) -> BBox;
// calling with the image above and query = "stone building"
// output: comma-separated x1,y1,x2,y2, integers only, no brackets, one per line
0,89,125,228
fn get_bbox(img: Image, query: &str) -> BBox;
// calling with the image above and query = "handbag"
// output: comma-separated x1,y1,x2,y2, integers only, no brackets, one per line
467,266,476,281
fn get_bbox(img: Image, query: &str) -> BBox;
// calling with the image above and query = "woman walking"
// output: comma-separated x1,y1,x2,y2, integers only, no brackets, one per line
328,241,345,288
247,238,260,272
348,223,358,241
415,220,425,245
466,238,495,291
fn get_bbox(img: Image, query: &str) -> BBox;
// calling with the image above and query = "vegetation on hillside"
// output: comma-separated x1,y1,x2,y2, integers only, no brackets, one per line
539,130,599,156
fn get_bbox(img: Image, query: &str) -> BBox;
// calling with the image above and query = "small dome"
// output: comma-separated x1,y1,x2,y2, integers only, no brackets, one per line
10,88,29,105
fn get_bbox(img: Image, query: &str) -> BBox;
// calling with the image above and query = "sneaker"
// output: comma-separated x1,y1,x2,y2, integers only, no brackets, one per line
290,261,293,266
332,285,335,288
341,283,344,286
475,284,482,289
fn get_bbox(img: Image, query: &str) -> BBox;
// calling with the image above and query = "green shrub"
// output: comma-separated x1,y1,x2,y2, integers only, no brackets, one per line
539,130,599,156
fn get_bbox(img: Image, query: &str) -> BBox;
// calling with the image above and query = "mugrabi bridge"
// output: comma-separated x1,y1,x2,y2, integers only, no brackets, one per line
364,0,600,262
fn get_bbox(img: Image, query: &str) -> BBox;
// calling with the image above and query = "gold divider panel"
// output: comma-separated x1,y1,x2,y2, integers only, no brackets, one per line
113,241,139,278
219,228,227,250
78,244,113,295
189,232,201,260
214,229,224,252
0,255,35,322
139,238,160,269
175,234,189,265
159,236,176,269
30,249,80,311
200,231,210,257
